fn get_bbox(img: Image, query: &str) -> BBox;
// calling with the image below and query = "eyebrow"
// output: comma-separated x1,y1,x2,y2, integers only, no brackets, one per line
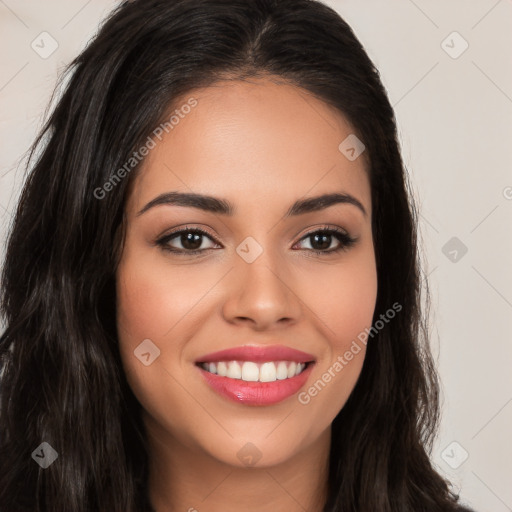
137,191,367,218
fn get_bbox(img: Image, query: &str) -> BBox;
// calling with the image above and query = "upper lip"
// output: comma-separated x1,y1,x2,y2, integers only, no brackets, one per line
195,344,316,364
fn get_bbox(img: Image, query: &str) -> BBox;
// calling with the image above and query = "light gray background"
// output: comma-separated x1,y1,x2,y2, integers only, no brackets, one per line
1,1,511,511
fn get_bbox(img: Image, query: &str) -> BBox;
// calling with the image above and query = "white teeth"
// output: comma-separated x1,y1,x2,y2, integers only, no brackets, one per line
200,360,309,382
226,361,242,379
241,362,259,381
276,361,288,380
217,361,227,377
259,362,277,382
287,362,297,378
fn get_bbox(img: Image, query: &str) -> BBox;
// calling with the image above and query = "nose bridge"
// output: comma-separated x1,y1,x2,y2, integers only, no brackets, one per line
222,232,301,327
237,233,289,300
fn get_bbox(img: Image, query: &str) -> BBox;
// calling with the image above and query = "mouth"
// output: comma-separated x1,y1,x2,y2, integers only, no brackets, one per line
195,360,314,382
194,344,316,406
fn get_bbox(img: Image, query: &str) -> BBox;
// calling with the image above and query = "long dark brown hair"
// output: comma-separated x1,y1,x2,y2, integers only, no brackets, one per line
1,0,466,510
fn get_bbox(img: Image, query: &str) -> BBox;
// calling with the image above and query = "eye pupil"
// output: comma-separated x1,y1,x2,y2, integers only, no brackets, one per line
312,232,331,250
182,232,202,250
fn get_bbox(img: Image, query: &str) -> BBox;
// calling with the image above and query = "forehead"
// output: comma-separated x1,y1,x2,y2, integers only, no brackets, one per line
127,77,371,217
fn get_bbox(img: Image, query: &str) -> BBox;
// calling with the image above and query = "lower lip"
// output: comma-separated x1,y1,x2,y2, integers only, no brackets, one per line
196,363,315,406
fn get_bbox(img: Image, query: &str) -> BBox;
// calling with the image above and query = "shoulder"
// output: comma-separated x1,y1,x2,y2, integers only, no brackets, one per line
456,506,476,512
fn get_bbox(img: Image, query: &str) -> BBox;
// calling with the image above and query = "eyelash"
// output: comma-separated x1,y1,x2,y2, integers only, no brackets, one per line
155,225,357,257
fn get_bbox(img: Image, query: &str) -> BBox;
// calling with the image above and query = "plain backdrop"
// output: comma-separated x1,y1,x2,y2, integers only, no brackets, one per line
1,1,511,511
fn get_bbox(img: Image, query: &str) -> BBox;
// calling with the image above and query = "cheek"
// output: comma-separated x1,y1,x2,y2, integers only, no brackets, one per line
328,262,377,349
116,249,209,344
115,249,193,392
293,249,377,427
300,248,378,351
115,254,209,443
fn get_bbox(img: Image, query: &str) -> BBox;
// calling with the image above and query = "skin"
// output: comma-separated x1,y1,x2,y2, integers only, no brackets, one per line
116,76,378,512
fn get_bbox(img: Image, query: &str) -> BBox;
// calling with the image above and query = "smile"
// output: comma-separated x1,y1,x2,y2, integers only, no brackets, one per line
196,360,315,406
194,344,316,406
198,360,310,382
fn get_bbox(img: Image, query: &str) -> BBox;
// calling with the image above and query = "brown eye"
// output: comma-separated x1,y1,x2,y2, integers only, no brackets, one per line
295,227,357,255
156,227,219,255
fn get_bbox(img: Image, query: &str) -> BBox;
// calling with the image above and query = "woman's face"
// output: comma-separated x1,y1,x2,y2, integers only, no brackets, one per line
116,77,377,468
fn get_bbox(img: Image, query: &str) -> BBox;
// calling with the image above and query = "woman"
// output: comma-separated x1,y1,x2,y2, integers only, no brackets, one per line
0,0,476,511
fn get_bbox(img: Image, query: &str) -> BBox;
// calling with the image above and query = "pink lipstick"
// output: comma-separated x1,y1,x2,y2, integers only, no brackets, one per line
195,345,316,406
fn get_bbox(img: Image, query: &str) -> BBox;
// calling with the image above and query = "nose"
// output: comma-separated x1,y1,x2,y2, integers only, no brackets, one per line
221,247,302,331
